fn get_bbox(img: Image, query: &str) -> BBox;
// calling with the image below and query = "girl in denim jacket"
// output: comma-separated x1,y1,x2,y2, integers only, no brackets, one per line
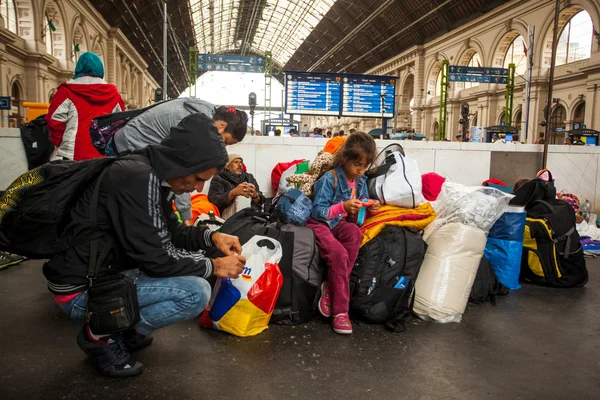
306,132,379,334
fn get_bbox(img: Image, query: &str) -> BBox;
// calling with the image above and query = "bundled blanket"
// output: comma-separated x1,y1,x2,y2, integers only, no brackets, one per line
360,202,436,246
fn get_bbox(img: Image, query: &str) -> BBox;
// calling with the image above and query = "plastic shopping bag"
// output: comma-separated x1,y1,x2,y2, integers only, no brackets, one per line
200,236,283,337
484,206,526,290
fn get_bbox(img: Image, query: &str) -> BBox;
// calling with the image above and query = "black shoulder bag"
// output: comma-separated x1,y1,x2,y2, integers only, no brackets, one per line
86,167,140,334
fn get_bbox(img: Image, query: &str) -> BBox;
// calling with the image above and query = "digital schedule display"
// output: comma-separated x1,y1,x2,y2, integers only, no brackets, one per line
285,71,397,118
342,75,396,118
285,72,341,116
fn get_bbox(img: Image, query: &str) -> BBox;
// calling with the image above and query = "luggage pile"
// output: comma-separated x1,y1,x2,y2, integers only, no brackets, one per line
1,134,589,339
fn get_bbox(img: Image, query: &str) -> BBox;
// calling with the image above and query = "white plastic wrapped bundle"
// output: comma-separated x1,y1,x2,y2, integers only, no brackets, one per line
414,222,488,323
432,182,513,232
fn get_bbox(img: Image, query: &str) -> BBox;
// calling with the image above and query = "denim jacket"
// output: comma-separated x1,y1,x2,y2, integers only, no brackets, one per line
311,165,368,229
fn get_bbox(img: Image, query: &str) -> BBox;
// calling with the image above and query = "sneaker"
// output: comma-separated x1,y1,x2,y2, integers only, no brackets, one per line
332,313,353,335
0,252,25,270
123,329,153,352
318,281,332,318
77,325,143,377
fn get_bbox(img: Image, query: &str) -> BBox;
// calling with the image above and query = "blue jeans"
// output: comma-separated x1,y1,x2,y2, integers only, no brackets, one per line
105,138,118,156
59,271,211,336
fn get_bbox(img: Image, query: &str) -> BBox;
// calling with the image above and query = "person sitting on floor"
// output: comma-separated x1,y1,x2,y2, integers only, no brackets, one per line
208,154,265,215
44,113,245,378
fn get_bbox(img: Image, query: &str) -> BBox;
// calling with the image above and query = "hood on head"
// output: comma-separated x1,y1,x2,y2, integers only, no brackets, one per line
61,81,121,105
141,113,228,181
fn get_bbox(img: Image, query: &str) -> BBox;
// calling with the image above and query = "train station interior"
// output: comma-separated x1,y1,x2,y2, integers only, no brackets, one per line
0,0,599,399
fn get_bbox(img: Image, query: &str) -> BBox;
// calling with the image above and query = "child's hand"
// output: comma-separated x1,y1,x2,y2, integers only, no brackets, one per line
368,200,380,213
344,199,363,214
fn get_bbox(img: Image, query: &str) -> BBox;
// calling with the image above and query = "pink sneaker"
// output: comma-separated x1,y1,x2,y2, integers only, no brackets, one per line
332,313,352,335
318,282,331,318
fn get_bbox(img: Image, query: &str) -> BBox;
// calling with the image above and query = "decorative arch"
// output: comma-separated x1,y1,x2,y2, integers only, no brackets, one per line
131,73,138,106
455,49,482,91
539,6,596,69
43,0,68,60
425,55,449,98
70,15,89,62
431,120,439,141
498,111,505,125
9,76,24,126
454,39,486,69
90,35,106,68
513,106,523,127
572,100,586,123
14,0,35,40
489,22,529,68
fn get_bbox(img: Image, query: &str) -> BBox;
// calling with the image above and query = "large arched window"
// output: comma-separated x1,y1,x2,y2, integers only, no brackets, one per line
503,35,527,76
435,70,443,97
1,0,17,34
45,13,53,55
556,11,593,66
551,105,567,144
464,53,482,90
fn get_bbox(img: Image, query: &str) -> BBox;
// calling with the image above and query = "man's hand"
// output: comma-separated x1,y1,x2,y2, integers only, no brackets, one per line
212,232,242,256
368,200,381,213
213,255,246,278
183,219,193,227
343,199,363,214
231,183,251,198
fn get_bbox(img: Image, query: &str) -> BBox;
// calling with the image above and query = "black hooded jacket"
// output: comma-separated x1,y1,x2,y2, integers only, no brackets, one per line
208,170,264,214
43,113,228,295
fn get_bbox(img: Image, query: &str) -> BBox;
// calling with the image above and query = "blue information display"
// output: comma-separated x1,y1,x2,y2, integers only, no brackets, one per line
284,72,396,118
342,74,396,118
448,66,507,76
198,54,264,65
449,74,508,84
285,72,342,116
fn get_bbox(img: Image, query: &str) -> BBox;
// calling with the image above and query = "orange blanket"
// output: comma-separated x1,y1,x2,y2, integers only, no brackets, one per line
360,203,436,246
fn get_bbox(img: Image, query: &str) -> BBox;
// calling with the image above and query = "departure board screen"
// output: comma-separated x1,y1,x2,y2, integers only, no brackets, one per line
342,75,396,118
285,72,341,116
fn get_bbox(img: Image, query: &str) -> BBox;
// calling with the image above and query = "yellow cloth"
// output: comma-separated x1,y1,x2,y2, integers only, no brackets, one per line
360,203,436,246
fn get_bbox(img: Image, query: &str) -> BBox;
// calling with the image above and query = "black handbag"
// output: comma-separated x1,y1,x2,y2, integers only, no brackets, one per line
85,168,140,335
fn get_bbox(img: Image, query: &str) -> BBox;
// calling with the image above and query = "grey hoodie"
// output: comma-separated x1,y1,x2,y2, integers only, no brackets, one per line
113,98,216,220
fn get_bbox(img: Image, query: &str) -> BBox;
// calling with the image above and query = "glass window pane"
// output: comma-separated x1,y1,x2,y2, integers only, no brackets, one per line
566,11,593,63
504,36,527,76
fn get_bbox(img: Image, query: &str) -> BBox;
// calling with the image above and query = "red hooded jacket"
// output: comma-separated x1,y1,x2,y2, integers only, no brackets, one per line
47,76,124,160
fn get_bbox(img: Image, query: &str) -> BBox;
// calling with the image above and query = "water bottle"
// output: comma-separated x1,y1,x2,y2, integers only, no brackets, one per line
581,200,592,223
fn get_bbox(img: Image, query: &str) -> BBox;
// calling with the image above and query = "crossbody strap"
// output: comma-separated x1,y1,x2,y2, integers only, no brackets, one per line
86,167,111,283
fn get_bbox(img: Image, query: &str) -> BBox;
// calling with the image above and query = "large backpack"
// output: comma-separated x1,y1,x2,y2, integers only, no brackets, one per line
207,209,323,324
350,226,425,332
521,199,588,288
20,114,54,170
89,101,167,154
0,157,117,258
469,256,509,305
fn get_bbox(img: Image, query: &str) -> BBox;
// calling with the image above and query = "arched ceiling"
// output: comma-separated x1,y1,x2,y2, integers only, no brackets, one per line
90,0,509,98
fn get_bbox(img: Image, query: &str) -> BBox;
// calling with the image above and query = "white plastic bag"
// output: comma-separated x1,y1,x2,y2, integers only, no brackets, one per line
372,151,425,208
414,222,487,323
200,235,283,336
432,182,513,231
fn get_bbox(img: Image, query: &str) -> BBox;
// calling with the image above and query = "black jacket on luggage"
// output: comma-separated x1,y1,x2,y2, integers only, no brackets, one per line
208,170,264,213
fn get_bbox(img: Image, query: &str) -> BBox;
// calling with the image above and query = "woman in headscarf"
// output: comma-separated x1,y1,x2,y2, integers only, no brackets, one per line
47,52,124,160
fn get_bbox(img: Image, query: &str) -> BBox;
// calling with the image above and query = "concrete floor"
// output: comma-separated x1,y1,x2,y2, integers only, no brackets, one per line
0,259,598,400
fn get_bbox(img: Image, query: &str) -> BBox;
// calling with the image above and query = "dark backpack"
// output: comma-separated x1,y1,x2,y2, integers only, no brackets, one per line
469,256,509,305
272,188,312,226
350,226,425,332
0,157,118,258
89,101,167,153
20,114,54,169
521,199,588,288
207,209,323,324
